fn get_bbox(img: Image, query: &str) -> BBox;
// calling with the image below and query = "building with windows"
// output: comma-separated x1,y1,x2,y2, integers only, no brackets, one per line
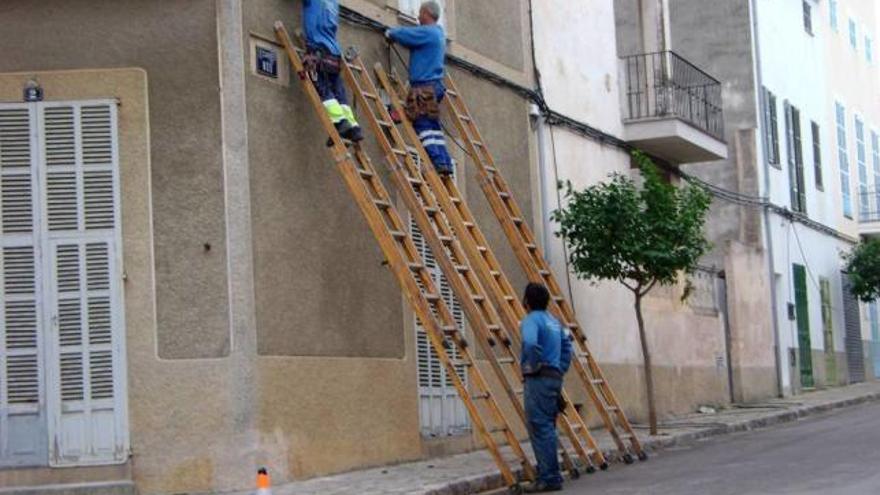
662,0,880,396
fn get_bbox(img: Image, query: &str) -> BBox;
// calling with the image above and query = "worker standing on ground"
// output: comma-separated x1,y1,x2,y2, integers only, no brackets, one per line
385,1,454,175
302,0,364,142
520,283,572,493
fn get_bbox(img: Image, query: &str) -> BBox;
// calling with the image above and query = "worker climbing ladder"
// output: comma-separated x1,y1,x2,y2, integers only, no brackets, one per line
439,74,647,463
274,22,533,491
371,64,608,474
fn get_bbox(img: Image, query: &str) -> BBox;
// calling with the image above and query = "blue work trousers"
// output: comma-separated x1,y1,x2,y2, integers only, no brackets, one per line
411,81,453,174
524,375,564,487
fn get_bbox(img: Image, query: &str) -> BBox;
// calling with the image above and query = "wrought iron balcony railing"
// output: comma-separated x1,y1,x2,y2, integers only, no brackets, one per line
621,51,725,141
859,189,880,223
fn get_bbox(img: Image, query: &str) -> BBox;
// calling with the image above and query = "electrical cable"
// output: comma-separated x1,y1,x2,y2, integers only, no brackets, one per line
548,125,578,306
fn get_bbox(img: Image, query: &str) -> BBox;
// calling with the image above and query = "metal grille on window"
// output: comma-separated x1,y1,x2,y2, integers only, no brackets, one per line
410,151,468,437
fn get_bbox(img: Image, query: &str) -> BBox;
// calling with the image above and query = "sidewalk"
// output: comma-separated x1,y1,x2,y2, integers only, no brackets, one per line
241,382,880,495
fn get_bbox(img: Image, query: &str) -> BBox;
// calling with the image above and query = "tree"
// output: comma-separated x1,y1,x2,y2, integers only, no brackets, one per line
551,151,711,435
843,239,880,302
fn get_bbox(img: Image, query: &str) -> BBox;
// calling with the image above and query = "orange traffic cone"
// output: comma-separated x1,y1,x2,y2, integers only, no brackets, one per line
256,467,271,495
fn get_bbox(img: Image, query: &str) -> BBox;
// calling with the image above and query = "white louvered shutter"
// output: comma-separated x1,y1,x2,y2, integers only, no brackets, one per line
409,155,468,437
39,102,126,466
0,104,47,467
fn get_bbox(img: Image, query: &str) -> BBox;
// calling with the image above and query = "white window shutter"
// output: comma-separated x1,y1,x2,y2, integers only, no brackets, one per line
0,104,47,467
39,102,127,466
409,154,468,437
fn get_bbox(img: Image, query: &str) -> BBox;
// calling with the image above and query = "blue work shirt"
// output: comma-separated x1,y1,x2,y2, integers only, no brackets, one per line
520,310,572,376
388,24,446,84
303,0,341,56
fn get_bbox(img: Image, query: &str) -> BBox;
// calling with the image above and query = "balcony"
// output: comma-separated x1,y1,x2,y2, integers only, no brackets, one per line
859,189,880,236
620,51,728,164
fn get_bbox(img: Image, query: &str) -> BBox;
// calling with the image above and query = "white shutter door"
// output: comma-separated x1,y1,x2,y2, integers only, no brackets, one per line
0,104,47,467
39,102,127,466
409,160,468,437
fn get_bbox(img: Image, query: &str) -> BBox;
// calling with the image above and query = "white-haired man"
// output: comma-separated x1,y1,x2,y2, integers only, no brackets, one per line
385,1,453,175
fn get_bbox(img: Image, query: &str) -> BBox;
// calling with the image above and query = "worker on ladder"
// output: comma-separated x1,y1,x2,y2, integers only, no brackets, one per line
385,1,454,176
302,0,364,142
521,283,573,493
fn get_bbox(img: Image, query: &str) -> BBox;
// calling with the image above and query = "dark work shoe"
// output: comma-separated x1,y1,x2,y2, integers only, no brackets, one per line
524,481,563,493
435,163,454,177
334,119,354,139
346,125,365,142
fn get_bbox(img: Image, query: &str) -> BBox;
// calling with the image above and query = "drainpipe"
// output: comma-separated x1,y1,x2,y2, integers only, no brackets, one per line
750,0,785,398
533,107,553,252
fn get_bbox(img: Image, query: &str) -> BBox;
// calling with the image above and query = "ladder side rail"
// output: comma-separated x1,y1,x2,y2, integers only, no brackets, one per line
273,22,521,485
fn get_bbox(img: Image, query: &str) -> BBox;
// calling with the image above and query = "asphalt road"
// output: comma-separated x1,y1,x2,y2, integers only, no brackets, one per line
562,401,880,495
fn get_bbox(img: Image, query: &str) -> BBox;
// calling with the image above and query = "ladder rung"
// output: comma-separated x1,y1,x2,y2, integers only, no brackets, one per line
439,235,453,244
488,426,508,434
447,89,459,97
525,243,537,251
485,166,498,174
450,196,461,204
513,388,524,395
407,262,424,271
498,191,510,199
591,379,605,385
490,270,501,278
347,63,363,72
450,359,473,368
455,265,469,273
389,230,406,240
511,217,524,225
463,221,475,228
471,294,485,303
459,114,472,122
606,406,619,412
497,357,515,365
539,269,551,276
441,325,458,335
424,293,441,302
486,324,501,333
477,246,488,253
407,176,423,186
504,295,515,302
378,120,394,128
472,392,491,400
392,148,408,156
473,141,484,147
374,199,391,210
358,168,374,178
362,91,379,100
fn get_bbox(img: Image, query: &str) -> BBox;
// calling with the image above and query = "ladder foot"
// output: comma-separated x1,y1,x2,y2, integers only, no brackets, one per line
622,453,635,465
638,451,649,462
599,461,609,471
581,466,592,476
508,484,524,495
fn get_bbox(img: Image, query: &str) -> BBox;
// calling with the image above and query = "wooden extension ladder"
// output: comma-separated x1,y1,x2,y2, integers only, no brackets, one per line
274,22,531,490
440,74,647,463
372,65,608,475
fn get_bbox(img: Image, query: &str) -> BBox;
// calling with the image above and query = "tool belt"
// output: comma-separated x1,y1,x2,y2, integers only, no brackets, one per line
405,84,440,121
303,48,341,81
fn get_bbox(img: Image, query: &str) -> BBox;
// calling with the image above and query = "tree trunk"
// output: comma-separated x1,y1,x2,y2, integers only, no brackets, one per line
634,294,658,435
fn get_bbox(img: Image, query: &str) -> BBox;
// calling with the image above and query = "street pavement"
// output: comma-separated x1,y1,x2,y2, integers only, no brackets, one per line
562,401,880,495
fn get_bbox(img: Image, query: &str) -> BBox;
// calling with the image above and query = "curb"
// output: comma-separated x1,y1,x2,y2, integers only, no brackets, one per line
419,389,880,495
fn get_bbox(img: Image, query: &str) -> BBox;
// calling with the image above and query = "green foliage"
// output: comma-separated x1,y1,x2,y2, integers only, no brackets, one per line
843,239,880,302
551,151,712,295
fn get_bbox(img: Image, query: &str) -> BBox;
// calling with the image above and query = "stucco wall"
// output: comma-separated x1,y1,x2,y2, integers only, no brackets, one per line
0,0,232,360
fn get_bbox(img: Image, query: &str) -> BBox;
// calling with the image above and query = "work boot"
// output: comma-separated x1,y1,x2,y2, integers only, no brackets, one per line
346,124,365,142
334,119,354,140
435,162,454,177
524,481,563,493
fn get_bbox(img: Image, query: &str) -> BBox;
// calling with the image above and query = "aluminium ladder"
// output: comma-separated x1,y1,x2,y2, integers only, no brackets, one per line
374,64,608,474
274,22,531,491
440,73,647,463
